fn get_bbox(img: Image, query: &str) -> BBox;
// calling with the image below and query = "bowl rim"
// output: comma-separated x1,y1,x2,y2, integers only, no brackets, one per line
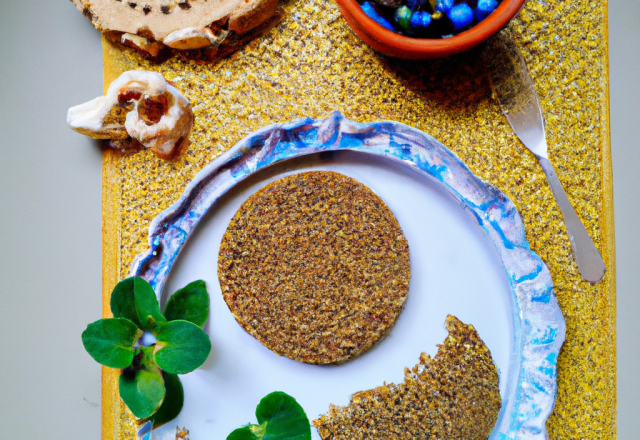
336,0,527,57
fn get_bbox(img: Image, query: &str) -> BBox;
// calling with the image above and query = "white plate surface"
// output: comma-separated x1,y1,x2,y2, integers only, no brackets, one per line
156,151,514,439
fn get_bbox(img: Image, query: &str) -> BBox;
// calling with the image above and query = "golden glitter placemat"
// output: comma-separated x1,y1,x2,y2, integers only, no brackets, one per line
100,0,615,438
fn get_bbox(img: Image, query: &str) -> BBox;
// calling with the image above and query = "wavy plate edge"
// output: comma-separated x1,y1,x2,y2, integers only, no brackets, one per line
130,111,565,440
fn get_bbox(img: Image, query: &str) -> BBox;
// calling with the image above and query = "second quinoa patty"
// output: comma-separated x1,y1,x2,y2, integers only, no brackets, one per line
313,315,502,439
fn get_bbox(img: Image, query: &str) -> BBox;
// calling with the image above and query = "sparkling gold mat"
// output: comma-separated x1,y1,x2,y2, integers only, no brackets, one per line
101,0,615,437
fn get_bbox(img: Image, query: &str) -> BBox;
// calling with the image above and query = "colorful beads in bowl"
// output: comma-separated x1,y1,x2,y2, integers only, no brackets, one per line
359,0,501,37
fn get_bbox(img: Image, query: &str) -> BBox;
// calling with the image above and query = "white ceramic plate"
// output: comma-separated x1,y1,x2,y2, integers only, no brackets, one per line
133,113,565,440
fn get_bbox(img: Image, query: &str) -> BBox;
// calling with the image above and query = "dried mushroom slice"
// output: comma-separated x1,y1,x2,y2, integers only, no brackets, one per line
71,0,281,59
67,70,193,160
313,315,502,440
121,33,167,59
218,171,411,365
162,27,224,50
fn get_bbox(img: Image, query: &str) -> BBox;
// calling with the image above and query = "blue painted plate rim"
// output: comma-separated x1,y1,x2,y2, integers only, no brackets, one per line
131,112,565,440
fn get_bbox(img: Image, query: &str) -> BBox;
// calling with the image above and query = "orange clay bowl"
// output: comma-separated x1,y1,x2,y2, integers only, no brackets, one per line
335,0,526,59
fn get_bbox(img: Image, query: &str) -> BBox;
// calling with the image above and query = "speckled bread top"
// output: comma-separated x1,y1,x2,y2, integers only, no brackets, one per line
313,315,502,439
72,0,282,45
218,171,411,365
72,0,244,39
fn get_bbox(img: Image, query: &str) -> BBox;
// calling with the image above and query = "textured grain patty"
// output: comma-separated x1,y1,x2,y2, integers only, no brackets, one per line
313,315,502,439
218,171,411,364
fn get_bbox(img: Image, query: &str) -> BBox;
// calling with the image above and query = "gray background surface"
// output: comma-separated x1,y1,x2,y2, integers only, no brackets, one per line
0,1,636,438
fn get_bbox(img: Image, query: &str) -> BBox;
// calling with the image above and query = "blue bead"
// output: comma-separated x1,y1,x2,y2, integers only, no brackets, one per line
410,11,432,30
447,3,474,30
475,0,499,21
435,0,454,14
406,0,427,11
395,6,413,31
139,331,157,347
361,2,397,32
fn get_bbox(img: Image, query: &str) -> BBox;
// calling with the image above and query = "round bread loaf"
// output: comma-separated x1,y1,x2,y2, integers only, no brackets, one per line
71,0,280,44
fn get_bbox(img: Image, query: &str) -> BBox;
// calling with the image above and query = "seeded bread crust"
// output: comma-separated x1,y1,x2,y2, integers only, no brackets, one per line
71,0,282,60
71,0,245,40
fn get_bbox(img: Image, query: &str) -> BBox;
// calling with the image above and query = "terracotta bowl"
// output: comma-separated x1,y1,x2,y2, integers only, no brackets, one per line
335,0,526,59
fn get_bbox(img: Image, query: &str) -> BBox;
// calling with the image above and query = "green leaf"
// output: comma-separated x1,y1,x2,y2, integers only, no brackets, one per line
154,320,211,374
82,318,142,369
111,277,141,327
256,392,311,440
119,347,165,419
111,277,166,330
226,392,311,440
150,373,184,427
164,280,210,328
227,425,264,440
133,278,166,330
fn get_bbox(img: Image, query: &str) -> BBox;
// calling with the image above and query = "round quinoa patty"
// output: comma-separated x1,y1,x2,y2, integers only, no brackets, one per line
218,171,410,364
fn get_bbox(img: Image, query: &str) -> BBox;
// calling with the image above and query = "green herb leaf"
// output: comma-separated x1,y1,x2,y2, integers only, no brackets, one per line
255,392,311,440
226,392,311,440
82,318,142,369
133,278,167,330
163,280,210,328
227,426,264,440
111,277,166,330
119,347,165,419
150,373,184,427
154,320,211,374
111,277,142,327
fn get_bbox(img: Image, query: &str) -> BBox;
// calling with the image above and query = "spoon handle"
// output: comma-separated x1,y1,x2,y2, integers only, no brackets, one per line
537,155,606,284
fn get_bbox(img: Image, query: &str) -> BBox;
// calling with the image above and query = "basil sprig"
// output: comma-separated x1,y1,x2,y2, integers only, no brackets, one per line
82,277,210,424
227,392,311,440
